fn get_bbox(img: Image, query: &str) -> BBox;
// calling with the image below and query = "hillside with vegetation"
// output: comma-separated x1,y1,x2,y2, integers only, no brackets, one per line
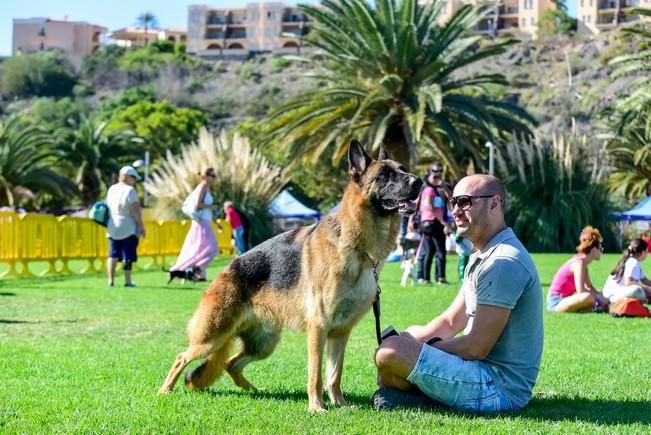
0,2,649,251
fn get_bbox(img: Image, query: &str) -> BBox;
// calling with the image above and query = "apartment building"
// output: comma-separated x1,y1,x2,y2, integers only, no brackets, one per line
13,18,107,56
109,27,187,48
577,0,651,34
187,2,311,57
422,0,556,39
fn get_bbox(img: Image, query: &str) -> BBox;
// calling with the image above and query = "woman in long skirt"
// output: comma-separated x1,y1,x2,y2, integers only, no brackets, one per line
170,168,221,281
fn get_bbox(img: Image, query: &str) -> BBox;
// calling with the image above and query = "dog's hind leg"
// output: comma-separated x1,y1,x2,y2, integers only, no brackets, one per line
226,326,280,391
184,338,233,390
159,340,223,394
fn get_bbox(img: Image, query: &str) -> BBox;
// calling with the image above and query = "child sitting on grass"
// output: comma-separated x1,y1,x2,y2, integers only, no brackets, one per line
603,238,651,303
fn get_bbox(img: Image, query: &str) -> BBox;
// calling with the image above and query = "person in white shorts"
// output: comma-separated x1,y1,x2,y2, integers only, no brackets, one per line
603,238,651,303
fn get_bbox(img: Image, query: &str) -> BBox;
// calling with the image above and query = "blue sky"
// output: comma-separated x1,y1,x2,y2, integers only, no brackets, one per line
1,0,577,57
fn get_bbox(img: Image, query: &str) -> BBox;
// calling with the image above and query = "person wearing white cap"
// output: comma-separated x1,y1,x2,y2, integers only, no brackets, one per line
105,166,145,287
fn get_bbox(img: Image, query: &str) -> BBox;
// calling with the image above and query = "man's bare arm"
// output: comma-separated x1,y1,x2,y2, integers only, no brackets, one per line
433,304,510,360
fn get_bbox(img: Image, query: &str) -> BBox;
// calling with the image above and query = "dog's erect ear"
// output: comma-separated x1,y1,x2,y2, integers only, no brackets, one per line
348,139,372,180
378,143,390,161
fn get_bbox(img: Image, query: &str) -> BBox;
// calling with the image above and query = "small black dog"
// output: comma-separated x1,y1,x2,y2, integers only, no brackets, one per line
165,266,201,285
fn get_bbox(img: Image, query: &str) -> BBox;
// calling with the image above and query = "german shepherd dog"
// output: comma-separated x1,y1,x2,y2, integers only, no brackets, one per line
158,140,422,412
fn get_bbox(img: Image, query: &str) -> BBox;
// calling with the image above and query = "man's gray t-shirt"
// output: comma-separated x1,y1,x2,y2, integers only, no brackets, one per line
463,227,543,408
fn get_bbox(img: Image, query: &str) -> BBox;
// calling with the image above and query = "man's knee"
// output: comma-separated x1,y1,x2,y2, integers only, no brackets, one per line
375,341,400,369
375,336,422,376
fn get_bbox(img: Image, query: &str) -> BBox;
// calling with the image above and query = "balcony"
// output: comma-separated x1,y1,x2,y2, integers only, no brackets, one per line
225,31,246,39
621,0,640,8
206,17,228,25
596,16,617,24
598,1,618,9
283,14,307,22
498,6,519,15
281,27,310,37
205,31,225,39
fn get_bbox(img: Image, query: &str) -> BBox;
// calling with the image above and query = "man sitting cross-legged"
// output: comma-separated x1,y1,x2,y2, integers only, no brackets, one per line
374,174,544,413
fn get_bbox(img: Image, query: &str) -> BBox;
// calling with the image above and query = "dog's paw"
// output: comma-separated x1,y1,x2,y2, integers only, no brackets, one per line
157,387,172,395
308,402,327,413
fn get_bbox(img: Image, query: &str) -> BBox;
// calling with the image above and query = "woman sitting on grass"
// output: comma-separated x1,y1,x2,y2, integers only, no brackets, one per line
547,226,610,313
603,238,651,304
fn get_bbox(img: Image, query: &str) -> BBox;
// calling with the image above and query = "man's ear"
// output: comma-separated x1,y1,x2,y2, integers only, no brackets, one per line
378,143,389,161
348,139,371,181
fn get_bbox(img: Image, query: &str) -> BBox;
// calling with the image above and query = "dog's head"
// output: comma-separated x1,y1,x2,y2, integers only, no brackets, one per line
348,139,422,216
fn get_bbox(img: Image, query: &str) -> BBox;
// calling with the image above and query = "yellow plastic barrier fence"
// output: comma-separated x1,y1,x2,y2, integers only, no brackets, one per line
0,211,233,278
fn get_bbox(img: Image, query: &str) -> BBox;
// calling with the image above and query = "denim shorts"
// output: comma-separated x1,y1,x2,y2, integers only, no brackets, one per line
108,235,139,262
406,344,517,413
546,294,563,312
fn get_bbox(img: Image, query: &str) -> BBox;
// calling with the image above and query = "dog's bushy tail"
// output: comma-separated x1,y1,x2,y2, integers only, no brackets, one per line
184,338,233,390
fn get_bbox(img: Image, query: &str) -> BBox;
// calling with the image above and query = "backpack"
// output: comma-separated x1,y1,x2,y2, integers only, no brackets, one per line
609,297,651,318
88,201,110,227
181,188,204,221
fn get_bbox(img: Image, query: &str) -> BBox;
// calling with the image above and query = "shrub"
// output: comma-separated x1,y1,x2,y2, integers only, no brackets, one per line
2,52,76,97
496,130,616,252
270,56,291,73
145,128,287,245
107,100,206,156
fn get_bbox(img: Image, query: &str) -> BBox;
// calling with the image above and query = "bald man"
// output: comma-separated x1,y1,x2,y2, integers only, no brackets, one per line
374,175,543,413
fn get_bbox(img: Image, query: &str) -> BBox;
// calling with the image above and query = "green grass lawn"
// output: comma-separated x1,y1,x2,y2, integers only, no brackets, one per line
1,253,649,433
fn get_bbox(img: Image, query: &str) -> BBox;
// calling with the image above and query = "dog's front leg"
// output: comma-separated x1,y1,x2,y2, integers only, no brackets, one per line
306,322,327,412
326,331,350,407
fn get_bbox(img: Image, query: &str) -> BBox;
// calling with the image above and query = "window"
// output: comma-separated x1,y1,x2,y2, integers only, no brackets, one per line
522,17,526,25
589,0,592,6
588,15,591,22
580,0,584,6
191,12,201,23
190,29,199,38
530,17,535,24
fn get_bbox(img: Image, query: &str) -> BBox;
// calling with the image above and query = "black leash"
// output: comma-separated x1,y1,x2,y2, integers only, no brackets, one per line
371,262,382,345
356,247,383,345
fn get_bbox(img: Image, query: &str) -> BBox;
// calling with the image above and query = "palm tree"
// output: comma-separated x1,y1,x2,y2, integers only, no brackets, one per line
602,117,651,198
263,0,535,173
59,116,143,205
608,8,651,132
0,117,77,209
135,12,159,46
604,7,651,198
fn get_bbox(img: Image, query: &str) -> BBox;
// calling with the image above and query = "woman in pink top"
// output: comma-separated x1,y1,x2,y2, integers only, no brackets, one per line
547,226,609,312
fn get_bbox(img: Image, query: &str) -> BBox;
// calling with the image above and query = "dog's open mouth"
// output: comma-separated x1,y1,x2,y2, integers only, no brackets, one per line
398,200,417,215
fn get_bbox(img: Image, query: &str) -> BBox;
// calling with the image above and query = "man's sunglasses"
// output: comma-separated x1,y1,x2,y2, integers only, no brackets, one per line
448,194,497,211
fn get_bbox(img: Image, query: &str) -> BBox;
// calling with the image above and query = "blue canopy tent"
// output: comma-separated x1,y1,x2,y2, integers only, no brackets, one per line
269,190,321,233
619,196,651,221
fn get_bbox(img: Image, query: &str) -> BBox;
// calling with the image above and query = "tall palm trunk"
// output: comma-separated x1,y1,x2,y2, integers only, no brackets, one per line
383,123,411,169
